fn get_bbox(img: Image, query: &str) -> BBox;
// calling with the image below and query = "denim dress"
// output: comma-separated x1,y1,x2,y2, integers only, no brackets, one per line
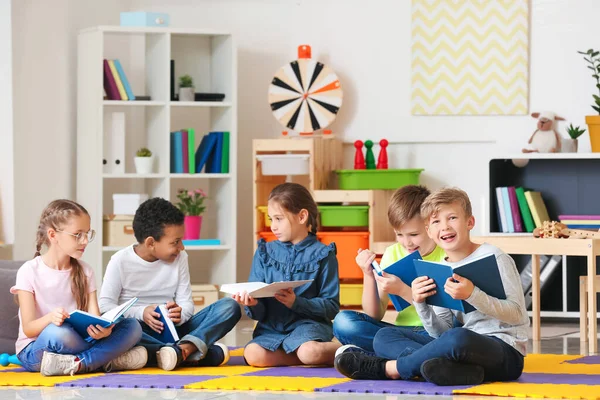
245,234,340,353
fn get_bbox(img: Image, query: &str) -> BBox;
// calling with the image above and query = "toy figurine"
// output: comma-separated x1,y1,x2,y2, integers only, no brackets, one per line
523,111,565,153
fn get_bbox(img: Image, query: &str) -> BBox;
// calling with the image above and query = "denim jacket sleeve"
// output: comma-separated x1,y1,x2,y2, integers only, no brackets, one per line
244,246,267,321
291,249,340,322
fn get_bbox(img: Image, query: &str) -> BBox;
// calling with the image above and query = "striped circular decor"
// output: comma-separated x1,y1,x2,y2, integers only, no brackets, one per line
268,59,343,133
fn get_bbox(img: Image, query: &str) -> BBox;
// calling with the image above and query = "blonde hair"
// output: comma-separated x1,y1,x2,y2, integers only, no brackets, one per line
387,185,431,230
35,199,90,311
420,187,472,221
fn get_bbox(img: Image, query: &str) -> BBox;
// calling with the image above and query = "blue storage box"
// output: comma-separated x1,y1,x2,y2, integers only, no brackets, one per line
120,12,170,27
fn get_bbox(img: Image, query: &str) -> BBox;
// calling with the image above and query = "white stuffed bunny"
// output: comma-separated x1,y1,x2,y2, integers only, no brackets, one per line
522,111,565,153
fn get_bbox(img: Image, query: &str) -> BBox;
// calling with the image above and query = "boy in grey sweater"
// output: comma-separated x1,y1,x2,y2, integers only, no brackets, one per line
334,188,529,386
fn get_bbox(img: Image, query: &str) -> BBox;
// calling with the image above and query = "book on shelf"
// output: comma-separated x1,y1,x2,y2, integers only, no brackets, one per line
371,250,421,312
187,129,196,174
182,130,190,173
206,132,223,173
495,187,508,233
413,254,506,313
501,187,515,233
146,304,180,343
221,131,230,173
194,133,218,173
64,297,138,342
507,187,524,232
103,59,120,100
134,95,151,101
183,239,221,246
107,60,128,100
220,280,314,298
524,191,550,228
515,187,535,233
113,59,135,100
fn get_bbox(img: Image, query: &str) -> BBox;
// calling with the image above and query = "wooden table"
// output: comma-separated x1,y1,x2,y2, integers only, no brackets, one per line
472,236,599,354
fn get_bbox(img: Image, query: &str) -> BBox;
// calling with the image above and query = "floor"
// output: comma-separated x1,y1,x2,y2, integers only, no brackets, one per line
1,314,595,400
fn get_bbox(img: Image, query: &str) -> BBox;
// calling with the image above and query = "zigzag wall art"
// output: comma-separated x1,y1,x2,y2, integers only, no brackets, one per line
411,0,529,115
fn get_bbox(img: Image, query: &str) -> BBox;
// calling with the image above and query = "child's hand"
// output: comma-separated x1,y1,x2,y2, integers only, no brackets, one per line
49,308,69,326
356,248,376,275
374,271,408,296
143,305,163,333
274,288,296,308
445,274,474,300
87,324,114,340
232,291,258,307
412,276,437,303
166,301,182,324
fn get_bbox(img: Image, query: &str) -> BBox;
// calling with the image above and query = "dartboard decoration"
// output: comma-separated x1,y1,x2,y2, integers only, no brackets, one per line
268,46,343,133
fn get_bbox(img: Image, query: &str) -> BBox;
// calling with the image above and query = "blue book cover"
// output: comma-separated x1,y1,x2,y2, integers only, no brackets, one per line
146,305,180,344
65,298,138,342
194,133,218,173
182,239,221,246
173,131,184,173
170,132,176,173
113,59,136,100
413,254,506,313
206,132,223,173
374,250,421,311
501,187,514,233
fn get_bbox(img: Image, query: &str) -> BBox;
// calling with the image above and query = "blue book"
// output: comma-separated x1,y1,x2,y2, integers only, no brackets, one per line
173,131,184,173
183,239,221,246
372,250,422,311
146,305,180,344
501,187,514,233
113,59,135,100
413,254,506,313
194,133,218,173
206,132,223,173
65,297,138,342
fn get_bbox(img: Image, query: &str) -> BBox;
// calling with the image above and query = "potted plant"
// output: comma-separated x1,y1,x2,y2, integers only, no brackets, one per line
175,188,207,240
178,74,195,102
563,124,586,153
578,49,600,151
134,147,154,174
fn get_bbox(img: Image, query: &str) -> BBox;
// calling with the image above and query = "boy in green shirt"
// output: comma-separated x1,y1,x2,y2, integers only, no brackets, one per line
333,185,445,354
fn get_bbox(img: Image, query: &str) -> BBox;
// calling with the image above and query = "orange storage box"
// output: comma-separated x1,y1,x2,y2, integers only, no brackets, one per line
258,231,277,242
317,231,369,280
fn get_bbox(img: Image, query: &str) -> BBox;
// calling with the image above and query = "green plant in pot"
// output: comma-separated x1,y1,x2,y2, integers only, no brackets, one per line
179,74,195,102
578,48,600,151
563,124,586,153
134,147,154,174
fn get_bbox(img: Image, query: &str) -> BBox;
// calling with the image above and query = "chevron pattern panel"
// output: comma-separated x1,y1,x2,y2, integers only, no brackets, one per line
411,0,528,115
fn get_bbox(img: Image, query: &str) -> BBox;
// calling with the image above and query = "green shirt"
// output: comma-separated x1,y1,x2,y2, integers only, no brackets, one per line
379,243,446,327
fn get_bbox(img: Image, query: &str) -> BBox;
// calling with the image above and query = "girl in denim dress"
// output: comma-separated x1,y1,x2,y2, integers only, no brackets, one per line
233,183,341,367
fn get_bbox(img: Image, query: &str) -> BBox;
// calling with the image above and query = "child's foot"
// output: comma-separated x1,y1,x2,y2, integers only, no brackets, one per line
334,352,388,380
420,357,484,386
103,346,148,372
188,342,230,367
156,345,183,371
335,344,375,358
40,352,82,376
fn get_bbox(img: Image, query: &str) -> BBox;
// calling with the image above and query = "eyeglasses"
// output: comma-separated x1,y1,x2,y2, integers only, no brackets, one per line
56,229,96,244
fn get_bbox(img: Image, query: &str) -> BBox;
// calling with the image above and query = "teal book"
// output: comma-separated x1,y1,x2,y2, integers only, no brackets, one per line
146,305,180,343
372,250,421,311
194,133,218,173
113,59,135,100
413,254,506,313
182,239,221,246
65,297,138,342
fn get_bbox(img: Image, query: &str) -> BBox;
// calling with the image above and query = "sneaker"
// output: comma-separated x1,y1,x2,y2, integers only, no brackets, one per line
104,346,148,372
156,344,184,371
40,352,82,376
334,352,388,380
420,357,484,386
191,342,230,367
335,344,375,358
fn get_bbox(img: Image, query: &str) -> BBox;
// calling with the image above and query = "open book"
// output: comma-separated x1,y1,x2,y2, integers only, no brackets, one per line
65,297,138,342
145,304,180,344
413,254,506,313
372,250,421,311
220,280,313,298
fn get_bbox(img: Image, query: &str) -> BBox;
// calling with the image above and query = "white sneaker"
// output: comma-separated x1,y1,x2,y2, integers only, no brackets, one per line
156,345,182,371
40,352,82,376
335,344,372,358
104,346,148,372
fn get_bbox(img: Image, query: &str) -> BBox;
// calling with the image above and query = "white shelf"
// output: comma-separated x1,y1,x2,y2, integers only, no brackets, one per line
170,101,231,107
499,153,600,160
484,232,533,237
103,101,165,106
103,173,166,179
170,173,231,179
103,245,230,252
81,26,231,36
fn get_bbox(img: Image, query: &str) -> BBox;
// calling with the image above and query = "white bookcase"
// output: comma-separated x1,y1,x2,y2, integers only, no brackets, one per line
76,26,237,289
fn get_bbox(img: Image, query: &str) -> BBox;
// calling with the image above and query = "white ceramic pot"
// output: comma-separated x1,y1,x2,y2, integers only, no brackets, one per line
134,156,154,174
179,87,195,102
561,138,578,153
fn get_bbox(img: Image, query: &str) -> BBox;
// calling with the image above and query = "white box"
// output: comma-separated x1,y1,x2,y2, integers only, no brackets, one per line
190,284,219,312
256,154,309,176
113,194,149,215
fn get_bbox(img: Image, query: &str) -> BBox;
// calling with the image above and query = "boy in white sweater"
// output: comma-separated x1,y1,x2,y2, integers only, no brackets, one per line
100,198,241,371
334,188,529,386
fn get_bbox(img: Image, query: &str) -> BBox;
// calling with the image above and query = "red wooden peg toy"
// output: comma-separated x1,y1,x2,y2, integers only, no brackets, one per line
377,139,388,169
354,140,366,169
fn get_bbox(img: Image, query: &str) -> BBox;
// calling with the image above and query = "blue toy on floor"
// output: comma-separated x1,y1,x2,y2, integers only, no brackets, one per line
0,353,21,366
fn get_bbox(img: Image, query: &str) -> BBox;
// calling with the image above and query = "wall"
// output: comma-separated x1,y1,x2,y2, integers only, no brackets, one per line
11,0,130,259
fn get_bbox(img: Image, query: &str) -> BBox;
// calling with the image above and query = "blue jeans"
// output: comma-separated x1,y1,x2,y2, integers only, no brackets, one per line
333,310,428,352
374,327,524,381
17,318,142,373
139,297,241,366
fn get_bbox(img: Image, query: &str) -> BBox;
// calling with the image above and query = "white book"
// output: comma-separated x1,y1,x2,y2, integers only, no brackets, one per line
220,280,313,298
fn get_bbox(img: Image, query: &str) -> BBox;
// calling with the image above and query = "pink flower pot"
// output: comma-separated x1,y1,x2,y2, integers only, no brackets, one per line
184,216,202,240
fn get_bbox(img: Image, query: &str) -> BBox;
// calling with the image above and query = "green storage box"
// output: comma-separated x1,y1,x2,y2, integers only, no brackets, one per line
336,169,424,190
319,205,369,227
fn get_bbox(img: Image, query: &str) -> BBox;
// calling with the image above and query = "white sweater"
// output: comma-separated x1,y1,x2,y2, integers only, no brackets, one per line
99,245,194,325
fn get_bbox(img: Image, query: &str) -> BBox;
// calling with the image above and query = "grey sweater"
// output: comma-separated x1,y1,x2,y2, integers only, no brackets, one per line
414,243,529,356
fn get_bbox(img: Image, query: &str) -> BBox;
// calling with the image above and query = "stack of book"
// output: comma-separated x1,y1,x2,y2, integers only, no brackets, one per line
170,131,230,174
494,187,550,233
103,59,135,101
558,215,600,230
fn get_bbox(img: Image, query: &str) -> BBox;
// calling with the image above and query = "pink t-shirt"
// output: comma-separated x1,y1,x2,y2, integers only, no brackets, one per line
10,256,97,354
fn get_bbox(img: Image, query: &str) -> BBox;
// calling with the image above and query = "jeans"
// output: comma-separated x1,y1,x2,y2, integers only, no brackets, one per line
139,297,241,366
333,310,428,352
17,318,142,373
374,327,524,381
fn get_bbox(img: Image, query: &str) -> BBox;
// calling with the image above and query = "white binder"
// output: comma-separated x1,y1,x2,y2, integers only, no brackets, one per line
103,112,125,174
